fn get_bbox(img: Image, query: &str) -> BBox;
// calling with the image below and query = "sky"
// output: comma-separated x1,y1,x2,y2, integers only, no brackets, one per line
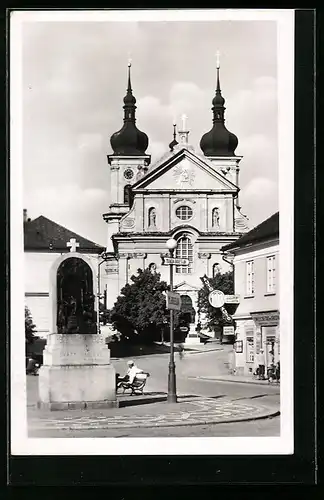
22,17,278,246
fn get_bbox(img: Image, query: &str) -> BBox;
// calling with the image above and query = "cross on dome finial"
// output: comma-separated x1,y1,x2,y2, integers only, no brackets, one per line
216,50,220,69
181,113,188,131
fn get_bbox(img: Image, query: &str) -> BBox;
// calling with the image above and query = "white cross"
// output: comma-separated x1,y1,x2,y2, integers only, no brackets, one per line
66,238,80,252
181,113,188,131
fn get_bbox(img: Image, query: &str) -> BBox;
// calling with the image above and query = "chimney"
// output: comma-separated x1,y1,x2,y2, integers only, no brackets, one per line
23,209,28,223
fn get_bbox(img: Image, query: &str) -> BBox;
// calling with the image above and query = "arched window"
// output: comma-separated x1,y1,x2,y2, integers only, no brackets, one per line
148,207,157,227
212,263,221,277
124,184,132,206
212,207,220,228
175,234,193,274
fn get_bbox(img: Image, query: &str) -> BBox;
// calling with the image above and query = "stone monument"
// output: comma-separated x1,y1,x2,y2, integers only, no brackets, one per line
38,242,117,410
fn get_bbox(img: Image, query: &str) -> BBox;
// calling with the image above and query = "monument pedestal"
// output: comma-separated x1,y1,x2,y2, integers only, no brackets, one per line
38,333,117,411
184,323,201,345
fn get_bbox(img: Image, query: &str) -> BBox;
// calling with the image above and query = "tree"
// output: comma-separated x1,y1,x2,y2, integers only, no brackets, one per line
110,268,170,344
25,306,36,347
197,271,237,341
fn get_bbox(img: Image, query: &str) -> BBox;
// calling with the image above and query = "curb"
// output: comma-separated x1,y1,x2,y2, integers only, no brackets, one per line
29,406,280,432
110,347,223,362
191,376,279,386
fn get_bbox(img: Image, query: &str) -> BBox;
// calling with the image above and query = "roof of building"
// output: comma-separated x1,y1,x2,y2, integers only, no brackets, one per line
221,211,279,252
24,215,104,253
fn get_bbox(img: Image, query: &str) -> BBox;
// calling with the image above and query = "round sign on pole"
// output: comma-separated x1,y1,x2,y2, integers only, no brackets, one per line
208,290,225,308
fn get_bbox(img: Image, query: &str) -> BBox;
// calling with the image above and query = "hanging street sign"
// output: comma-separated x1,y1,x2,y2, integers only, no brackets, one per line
208,290,225,308
223,326,235,336
162,257,189,266
166,291,182,311
224,294,240,304
200,275,214,292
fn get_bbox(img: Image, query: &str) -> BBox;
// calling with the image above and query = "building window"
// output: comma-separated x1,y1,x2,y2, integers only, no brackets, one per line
176,205,193,221
246,260,255,295
266,255,276,293
212,207,220,229
212,263,221,277
175,234,193,274
246,336,254,363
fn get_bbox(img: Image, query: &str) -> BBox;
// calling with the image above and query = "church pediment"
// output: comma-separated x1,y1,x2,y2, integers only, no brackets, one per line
174,281,200,292
132,149,238,192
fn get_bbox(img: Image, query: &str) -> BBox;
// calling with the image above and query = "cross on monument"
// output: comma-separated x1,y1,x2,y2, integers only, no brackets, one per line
66,238,80,252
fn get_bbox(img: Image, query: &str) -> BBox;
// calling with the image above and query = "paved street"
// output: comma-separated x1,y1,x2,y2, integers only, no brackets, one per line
27,348,280,437
111,348,280,404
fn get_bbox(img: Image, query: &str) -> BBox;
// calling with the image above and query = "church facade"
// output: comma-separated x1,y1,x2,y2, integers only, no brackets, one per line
103,61,249,334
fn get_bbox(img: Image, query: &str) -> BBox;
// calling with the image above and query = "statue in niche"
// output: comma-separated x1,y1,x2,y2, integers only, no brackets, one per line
56,257,96,334
136,165,144,181
148,207,157,228
212,207,220,229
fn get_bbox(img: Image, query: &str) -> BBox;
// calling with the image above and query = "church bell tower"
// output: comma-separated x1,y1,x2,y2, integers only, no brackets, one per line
104,61,151,252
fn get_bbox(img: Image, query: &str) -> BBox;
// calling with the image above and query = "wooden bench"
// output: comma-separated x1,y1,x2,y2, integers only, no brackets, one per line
117,372,150,396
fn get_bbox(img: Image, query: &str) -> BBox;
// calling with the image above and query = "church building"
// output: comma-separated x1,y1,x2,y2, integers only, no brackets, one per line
103,60,250,334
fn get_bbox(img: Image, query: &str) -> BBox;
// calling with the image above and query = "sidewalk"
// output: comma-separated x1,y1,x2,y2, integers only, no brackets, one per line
28,393,279,434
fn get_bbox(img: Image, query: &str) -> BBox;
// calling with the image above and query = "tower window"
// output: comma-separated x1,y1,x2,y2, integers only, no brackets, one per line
176,205,193,221
175,234,193,274
124,184,132,206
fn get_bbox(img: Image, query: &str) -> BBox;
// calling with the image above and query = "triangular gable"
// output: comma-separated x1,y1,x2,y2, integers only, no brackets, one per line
132,148,238,192
174,281,200,292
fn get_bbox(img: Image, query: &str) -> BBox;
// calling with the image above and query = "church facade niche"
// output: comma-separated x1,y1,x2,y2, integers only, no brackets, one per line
148,207,157,228
56,257,96,334
212,207,220,229
212,262,221,277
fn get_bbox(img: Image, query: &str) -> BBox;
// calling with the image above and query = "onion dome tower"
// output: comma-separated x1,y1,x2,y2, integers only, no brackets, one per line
169,123,179,152
105,61,151,254
110,62,149,156
200,56,238,157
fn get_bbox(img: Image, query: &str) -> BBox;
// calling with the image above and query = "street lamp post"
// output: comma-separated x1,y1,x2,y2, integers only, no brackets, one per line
97,251,110,334
166,238,178,403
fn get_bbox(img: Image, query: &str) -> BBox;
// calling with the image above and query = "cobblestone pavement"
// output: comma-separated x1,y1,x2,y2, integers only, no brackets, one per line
29,397,278,432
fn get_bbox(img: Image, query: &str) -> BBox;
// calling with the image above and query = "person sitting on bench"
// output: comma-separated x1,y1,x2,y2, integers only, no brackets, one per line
118,360,144,385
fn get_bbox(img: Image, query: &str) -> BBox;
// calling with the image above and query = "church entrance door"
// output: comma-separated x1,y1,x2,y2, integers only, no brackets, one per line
56,257,96,334
175,294,196,341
